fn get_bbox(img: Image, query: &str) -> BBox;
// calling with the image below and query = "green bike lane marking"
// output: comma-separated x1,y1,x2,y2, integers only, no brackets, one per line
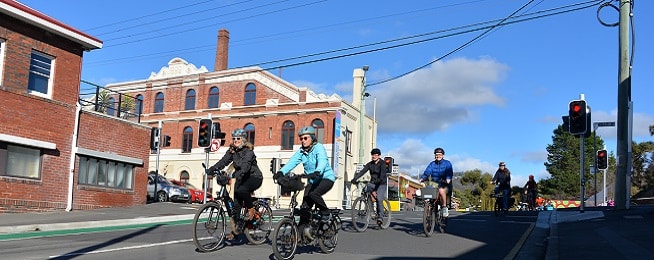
0,216,290,241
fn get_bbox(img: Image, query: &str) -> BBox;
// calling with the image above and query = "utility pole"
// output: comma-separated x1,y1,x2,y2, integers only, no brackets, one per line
614,0,632,210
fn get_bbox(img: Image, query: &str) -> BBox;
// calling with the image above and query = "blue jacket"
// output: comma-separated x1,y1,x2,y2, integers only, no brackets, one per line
279,143,336,184
420,159,453,183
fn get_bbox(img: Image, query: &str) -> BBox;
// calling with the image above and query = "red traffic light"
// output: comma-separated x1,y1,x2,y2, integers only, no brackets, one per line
572,104,582,113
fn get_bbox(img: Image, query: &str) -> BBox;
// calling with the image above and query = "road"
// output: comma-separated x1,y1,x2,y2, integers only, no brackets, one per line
0,210,539,260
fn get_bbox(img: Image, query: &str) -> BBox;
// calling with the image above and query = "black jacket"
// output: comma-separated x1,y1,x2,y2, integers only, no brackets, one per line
352,158,387,185
209,144,262,182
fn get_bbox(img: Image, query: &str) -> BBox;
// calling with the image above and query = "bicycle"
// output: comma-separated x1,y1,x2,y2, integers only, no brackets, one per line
492,187,514,216
192,164,273,252
420,185,447,236
271,173,342,260
350,181,391,232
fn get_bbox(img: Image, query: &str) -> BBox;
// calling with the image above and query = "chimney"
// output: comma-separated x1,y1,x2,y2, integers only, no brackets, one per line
215,29,229,71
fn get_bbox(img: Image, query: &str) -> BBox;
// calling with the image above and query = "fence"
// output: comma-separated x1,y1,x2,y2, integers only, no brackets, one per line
79,80,141,123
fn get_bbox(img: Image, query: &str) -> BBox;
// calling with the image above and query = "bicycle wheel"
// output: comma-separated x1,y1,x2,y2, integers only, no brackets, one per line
436,205,445,233
494,197,502,216
272,218,298,260
318,221,338,254
245,202,273,245
377,199,391,229
422,201,435,237
351,197,370,232
192,202,226,252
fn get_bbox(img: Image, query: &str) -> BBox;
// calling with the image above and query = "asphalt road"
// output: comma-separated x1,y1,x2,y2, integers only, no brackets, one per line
0,210,539,260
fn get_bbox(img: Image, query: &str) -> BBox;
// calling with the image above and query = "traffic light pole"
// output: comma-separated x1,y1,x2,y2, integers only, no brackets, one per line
203,148,210,204
154,121,162,203
579,136,585,213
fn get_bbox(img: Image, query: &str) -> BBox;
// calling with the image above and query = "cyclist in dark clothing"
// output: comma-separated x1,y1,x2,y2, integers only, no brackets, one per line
523,175,537,210
491,162,511,211
351,148,388,223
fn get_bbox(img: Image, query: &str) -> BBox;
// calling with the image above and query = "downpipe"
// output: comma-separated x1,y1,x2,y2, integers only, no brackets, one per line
66,101,82,211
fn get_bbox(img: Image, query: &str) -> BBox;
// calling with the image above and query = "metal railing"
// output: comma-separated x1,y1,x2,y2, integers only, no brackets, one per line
79,80,142,123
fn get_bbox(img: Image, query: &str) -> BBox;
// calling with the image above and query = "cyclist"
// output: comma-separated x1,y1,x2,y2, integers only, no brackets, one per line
491,162,511,212
350,148,388,224
523,174,537,210
419,147,453,217
275,126,336,234
206,128,263,239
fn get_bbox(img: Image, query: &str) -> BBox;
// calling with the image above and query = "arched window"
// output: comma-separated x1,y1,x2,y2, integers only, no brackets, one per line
281,120,295,150
208,87,220,108
244,123,255,145
135,94,144,115
312,119,325,143
182,126,193,153
154,92,164,113
185,89,196,110
244,83,256,106
180,171,190,184
107,97,116,116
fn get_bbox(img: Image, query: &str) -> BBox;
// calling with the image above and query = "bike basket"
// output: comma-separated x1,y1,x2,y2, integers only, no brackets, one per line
215,174,230,186
277,175,304,191
420,187,437,199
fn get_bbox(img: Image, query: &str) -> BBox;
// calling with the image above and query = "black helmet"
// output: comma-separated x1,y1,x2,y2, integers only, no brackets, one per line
370,148,381,155
434,147,445,154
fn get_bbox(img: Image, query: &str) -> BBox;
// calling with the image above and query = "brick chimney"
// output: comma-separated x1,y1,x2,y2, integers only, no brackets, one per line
215,29,229,71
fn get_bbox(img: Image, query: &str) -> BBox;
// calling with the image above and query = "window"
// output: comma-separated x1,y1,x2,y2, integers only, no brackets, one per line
107,97,116,116
281,120,295,150
312,119,325,143
0,39,5,85
0,143,41,179
182,126,193,153
185,89,196,110
154,92,164,113
346,129,353,154
180,171,190,184
208,87,219,108
244,83,256,106
244,123,255,144
78,155,134,190
136,94,144,115
28,51,54,98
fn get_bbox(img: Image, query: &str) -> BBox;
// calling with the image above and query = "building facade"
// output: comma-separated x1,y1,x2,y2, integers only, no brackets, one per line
0,0,151,213
105,29,377,209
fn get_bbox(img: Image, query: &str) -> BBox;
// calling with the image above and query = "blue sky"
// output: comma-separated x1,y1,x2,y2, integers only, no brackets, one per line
19,0,654,187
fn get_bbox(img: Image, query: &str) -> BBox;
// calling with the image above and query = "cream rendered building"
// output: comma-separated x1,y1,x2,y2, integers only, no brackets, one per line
104,29,376,209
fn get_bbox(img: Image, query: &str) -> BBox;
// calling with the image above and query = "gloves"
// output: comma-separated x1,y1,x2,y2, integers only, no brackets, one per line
205,167,216,175
273,171,284,180
350,179,357,184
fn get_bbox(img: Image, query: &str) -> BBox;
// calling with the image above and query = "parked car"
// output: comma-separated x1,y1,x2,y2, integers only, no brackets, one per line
170,179,212,203
147,173,190,203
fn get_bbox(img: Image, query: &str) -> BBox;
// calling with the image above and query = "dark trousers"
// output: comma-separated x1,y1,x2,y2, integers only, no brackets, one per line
233,176,262,218
299,178,334,224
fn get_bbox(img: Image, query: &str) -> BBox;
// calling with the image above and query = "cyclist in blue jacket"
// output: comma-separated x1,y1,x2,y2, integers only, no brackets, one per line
419,147,453,217
275,126,335,234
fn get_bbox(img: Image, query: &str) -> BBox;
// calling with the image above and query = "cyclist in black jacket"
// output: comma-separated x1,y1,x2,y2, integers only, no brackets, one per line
350,148,388,223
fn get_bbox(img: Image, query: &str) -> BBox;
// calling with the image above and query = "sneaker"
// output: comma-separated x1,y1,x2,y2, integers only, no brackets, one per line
441,207,449,218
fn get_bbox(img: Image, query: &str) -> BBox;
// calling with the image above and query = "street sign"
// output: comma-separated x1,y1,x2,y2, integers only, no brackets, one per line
595,122,615,127
392,165,399,174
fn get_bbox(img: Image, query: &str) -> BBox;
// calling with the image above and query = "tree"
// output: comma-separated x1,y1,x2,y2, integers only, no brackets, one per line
542,125,606,200
631,141,654,191
459,169,494,210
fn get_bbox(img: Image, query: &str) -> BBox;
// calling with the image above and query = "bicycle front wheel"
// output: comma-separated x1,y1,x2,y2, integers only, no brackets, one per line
318,220,338,254
494,197,502,217
192,202,226,252
351,197,370,232
272,218,298,260
423,201,435,237
245,202,273,245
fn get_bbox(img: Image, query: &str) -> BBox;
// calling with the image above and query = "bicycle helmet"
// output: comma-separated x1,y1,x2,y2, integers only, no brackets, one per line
434,147,445,154
370,148,381,155
297,126,316,136
499,162,506,166
231,128,247,138
529,174,534,179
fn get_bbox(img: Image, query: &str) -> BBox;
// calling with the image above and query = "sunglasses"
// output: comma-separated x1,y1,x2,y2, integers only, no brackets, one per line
300,136,311,141
232,137,242,140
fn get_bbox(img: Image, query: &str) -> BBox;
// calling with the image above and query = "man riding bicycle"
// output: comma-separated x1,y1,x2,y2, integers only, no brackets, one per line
419,147,453,217
523,174,537,210
350,148,388,224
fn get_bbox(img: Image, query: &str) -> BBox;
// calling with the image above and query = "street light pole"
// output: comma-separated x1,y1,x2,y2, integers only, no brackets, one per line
358,65,369,164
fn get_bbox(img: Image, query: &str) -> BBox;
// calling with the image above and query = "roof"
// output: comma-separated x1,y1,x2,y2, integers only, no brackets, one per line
0,0,102,50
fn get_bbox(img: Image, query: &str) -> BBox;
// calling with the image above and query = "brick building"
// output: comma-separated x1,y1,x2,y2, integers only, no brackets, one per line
0,0,151,212
105,29,377,209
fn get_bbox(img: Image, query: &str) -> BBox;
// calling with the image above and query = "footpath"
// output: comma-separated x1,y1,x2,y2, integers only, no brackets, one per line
1,203,652,259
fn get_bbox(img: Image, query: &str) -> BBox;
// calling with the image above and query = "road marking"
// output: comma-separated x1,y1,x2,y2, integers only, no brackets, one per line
504,222,534,260
48,239,192,259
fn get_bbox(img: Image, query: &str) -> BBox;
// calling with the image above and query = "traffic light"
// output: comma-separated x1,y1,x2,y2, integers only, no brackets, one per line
568,100,588,136
384,157,394,173
198,119,213,147
597,149,608,170
270,158,279,173
150,127,159,150
212,122,226,146
162,135,171,147
561,116,570,133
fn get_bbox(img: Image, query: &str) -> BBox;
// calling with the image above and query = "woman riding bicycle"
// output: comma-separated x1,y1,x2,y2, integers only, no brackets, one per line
350,148,388,223
491,162,511,212
419,147,453,217
206,128,263,240
523,174,537,210
274,126,335,235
